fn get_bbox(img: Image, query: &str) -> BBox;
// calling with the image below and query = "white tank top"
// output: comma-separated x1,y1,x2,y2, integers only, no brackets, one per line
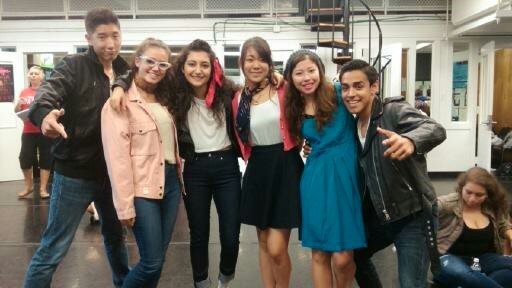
250,93,282,146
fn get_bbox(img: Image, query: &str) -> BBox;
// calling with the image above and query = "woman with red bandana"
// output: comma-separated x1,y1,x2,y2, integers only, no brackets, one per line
171,39,242,288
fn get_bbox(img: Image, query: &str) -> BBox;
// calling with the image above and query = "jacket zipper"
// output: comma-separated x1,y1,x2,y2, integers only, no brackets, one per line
390,161,414,192
372,142,390,221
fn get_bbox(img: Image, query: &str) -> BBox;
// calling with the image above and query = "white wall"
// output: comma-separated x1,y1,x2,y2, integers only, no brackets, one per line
0,51,27,181
452,0,498,25
1,15,483,176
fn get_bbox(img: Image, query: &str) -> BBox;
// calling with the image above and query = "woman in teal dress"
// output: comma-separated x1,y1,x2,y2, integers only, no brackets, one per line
284,50,366,288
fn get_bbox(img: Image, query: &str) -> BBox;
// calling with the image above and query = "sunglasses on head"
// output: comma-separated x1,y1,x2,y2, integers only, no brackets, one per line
138,55,172,70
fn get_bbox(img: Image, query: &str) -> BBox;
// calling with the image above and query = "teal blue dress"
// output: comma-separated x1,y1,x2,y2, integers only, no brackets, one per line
300,83,366,252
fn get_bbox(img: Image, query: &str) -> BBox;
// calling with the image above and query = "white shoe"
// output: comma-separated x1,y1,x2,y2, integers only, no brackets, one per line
217,280,229,288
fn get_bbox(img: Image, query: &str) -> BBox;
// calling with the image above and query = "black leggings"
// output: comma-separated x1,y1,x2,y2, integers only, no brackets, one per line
19,133,53,170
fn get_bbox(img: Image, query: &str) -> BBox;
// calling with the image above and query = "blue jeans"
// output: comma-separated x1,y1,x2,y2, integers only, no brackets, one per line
123,164,181,288
354,198,434,288
435,253,512,288
183,149,241,284
24,172,129,288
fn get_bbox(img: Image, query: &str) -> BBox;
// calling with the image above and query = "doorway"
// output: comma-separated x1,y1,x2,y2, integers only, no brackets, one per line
491,48,512,172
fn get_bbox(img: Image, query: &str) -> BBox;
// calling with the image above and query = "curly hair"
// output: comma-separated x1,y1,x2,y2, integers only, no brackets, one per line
456,167,509,220
172,39,237,127
284,50,336,143
131,38,173,108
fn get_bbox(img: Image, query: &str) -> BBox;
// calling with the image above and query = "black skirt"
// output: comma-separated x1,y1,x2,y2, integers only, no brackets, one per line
240,143,303,229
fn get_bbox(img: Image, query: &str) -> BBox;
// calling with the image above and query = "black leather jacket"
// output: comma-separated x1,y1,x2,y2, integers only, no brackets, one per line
29,48,129,179
359,96,446,223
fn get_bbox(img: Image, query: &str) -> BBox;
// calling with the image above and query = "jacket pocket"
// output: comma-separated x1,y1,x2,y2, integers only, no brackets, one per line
129,122,158,156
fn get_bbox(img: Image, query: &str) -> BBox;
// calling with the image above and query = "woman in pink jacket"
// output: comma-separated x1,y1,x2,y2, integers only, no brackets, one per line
101,38,182,288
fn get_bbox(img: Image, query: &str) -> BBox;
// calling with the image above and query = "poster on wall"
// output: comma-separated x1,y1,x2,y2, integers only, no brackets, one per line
452,62,468,100
0,64,14,102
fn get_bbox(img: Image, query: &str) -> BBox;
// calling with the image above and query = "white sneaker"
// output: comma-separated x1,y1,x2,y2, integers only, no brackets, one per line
217,280,229,288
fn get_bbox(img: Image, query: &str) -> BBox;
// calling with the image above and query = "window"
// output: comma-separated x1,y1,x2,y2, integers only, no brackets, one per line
451,43,469,122
224,44,241,82
415,41,432,116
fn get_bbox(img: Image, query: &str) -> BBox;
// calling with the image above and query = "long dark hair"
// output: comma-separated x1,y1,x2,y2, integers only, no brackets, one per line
456,167,509,220
131,38,172,107
172,39,237,127
284,51,336,143
240,37,276,87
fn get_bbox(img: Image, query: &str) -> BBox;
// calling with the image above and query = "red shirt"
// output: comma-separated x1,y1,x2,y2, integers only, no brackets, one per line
19,87,40,134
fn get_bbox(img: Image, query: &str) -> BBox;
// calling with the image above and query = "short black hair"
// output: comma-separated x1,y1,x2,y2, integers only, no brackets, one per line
339,59,379,85
84,8,120,34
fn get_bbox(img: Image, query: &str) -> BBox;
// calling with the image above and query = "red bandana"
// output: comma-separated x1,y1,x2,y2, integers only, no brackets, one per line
205,58,224,108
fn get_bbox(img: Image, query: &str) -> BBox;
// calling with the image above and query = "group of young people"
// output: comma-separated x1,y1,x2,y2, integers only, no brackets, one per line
20,7,512,288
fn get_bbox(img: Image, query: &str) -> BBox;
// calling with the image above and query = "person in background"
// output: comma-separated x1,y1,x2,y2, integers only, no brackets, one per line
284,50,366,288
233,36,303,288
14,65,52,199
23,8,130,287
102,37,182,288
436,167,512,288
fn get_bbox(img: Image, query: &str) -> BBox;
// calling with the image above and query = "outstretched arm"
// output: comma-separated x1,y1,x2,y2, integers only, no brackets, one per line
29,57,76,138
388,101,446,154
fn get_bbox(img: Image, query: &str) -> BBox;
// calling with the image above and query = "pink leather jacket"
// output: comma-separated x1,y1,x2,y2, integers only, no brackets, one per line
101,82,183,220
231,85,298,161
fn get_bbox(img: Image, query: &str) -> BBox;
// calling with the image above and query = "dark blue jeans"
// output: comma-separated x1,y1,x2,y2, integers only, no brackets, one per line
354,199,435,288
123,164,181,288
183,149,241,284
435,253,512,288
24,172,129,288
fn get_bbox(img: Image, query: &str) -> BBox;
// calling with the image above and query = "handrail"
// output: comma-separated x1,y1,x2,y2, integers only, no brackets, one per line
357,0,382,72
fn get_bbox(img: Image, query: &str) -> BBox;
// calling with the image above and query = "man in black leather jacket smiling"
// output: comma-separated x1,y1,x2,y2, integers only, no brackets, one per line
340,60,446,288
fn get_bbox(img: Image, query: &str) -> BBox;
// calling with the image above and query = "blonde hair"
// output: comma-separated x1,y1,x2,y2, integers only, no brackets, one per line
27,65,44,86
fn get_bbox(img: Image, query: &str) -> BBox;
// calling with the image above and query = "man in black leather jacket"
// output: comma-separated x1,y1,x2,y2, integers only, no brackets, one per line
24,8,129,288
340,60,446,288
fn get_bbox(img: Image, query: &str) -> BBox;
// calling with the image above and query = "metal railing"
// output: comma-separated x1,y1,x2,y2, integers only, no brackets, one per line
0,0,300,19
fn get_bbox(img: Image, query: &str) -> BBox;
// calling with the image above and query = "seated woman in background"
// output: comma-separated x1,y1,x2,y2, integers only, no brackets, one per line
436,166,512,288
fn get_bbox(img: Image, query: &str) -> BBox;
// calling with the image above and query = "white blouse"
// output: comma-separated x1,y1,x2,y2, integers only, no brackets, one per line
187,97,231,153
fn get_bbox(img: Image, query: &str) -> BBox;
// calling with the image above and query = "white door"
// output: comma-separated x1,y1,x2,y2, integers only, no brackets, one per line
0,51,25,181
377,43,402,98
476,41,495,170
